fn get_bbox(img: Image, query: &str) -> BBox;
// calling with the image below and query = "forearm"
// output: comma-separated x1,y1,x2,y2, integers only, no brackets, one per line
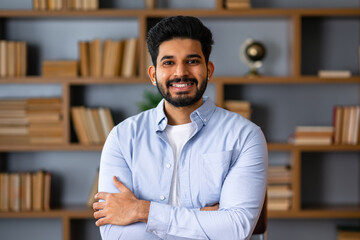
146,201,263,240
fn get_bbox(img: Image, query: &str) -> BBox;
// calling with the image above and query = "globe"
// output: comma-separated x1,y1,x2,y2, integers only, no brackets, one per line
240,39,267,76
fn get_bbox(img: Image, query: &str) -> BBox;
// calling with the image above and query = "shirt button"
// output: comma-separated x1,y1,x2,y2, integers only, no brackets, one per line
152,230,157,234
166,163,171,168
160,195,165,201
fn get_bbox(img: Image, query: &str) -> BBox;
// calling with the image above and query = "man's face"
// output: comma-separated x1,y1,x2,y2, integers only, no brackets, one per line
149,38,213,107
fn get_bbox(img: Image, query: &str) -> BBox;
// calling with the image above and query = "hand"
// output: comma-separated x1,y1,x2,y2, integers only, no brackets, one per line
200,203,219,211
93,176,150,227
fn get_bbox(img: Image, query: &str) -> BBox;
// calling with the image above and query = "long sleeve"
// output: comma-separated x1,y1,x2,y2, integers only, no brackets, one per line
146,128,268,240
98,128,160,240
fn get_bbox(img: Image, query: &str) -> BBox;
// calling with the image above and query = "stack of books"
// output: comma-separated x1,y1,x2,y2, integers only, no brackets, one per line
290,126,334,145
33,0,99,11
79,38,138,78
224,100,252,120
0,170,52,212
0,40,27,78
333,105,360,145
224,0,251,9
71,106,114,145
0,98,63,144
268,165,292,211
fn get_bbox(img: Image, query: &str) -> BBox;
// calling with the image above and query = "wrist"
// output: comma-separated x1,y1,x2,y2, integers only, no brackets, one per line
137,200,150,223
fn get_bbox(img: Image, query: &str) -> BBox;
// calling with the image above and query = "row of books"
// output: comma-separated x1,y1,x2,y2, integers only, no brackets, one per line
291,126,334,145
71,106,114,145
33,0,98,11
0,98,63,144
333,105,360,145
224,0,251,9
0,171,51,212
268,165,292,211
224,100,252,120
0,40,27,78
79,38,138,78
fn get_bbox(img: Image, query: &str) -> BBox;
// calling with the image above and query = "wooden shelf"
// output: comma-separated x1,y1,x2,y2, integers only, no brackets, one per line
0,8,359,18
214,76,360,84
269,206,360,219
0,142,359,152
0,143,103,152
0,76,147,84
0,205,93,219
1,76,359,85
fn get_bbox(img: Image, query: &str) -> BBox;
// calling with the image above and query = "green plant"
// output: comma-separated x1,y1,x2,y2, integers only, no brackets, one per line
137,90,163,111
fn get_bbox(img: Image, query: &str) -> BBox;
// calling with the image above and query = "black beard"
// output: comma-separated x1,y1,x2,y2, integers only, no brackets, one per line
156,76,207,107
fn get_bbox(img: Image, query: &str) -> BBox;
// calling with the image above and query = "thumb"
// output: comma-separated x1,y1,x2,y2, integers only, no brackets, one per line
113,176,129,192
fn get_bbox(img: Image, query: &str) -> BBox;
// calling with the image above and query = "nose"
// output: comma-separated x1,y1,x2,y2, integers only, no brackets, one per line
174,62,189,78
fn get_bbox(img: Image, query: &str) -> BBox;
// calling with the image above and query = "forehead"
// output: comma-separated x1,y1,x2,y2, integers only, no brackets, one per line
157,38,203,59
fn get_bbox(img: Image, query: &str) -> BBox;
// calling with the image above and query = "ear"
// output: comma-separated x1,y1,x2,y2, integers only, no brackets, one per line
207,61,215,81
148,65,157,86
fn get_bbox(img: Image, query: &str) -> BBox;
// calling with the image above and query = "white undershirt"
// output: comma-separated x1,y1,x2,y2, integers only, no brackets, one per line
165,122,196,206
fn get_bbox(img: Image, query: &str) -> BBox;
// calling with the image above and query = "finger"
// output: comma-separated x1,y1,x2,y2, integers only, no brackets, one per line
94,192,108,201
93,201,105,211
94,209,106,220
112,176,129,192
95,217,109,227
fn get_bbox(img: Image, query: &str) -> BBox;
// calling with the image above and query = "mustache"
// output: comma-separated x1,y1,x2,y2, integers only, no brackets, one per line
166,77,198,87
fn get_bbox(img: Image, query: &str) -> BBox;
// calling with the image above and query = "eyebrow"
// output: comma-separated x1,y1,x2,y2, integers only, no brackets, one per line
160,54,202,62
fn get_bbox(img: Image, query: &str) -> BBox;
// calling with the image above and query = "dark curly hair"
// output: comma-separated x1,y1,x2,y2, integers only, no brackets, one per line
146,16,214,67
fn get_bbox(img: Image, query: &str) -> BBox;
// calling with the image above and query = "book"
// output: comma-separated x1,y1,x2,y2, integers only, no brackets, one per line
333,106,344,144
0,173,9,212
267,197,291,211
318,70,351,78
71,107,90,144
0,40,7,77
85,108,101,144
42,60,78,77
32,170,44,211
225,1,251,9
79,41,89,77
9,173,21,212
20,172,32,211
43,172,51,211
121,38,138,77
90,38,102,77
7,41,16,77
91,109,106,143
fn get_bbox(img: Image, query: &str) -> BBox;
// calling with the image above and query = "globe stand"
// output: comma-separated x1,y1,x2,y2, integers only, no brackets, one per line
240,38,266,77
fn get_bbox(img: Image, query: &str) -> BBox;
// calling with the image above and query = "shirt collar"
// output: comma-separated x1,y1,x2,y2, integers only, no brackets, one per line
155,96,216,132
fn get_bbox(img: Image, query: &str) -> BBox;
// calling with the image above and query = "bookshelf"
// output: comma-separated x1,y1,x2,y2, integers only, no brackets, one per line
0,1,359,240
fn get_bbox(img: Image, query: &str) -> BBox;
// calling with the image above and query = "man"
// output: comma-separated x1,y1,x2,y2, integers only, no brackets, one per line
93,16,268,240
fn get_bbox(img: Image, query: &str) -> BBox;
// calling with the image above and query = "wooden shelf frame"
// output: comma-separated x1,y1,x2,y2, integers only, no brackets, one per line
0,6,359,240
0,8,359,18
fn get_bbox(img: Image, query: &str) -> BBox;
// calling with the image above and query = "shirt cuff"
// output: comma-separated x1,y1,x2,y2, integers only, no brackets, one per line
145,201,172,238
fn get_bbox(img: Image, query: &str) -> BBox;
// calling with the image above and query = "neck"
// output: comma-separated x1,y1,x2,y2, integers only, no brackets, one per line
164,98,203,125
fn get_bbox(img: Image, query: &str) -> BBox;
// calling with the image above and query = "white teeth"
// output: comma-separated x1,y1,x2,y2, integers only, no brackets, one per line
172,83,191,87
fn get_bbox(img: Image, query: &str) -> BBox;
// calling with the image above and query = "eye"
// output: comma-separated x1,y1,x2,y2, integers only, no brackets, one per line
187,59,200,64
162,60,174,66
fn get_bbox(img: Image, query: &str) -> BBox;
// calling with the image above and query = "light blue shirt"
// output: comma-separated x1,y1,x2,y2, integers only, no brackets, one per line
98,96,268,240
